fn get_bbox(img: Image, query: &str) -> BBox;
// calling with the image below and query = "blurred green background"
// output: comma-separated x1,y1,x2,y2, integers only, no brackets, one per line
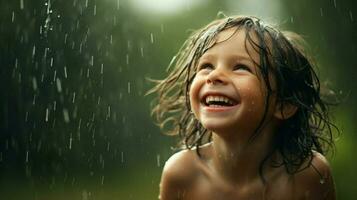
0,0,356,199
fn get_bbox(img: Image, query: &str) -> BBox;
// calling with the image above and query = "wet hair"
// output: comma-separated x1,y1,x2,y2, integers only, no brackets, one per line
148,15,338,179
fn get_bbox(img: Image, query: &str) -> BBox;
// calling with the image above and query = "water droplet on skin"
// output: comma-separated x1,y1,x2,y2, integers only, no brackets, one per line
319,178,325,184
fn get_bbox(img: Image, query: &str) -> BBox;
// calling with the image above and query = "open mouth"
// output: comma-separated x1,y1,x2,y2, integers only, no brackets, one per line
202,95,238,107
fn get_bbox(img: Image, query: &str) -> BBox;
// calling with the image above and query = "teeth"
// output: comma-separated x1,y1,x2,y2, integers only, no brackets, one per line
205,95,235,105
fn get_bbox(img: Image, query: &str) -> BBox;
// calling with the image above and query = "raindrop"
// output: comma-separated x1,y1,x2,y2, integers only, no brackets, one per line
90,55,94,66
32,77,38,91
56,78,62,93
20,0,24,10
53,101,57,111
140,47,144,57
127,82,131,93
110,35,113,44
53,70,57,82
0,152,2,162
93,5,97,16
64,66,68,78
126,54,129,65
32,45,36,58
69,136,73,149
45,108,49,122
14,58,18,69
333,0,337,8
85,0,88,8
106,106,111,119
64,33,68,44
117,0,120,10
113,16,117,26
32,94,36,105
11,11,15,22
100,63,104,74
72,92,76,103
101,176,105,185
121,151,124,163
97,96,101,105
106,142,110,151
320,8,324,17
290,16,294,23
157,154,161,167
25,151,29,163
150,33,154,43
50,57,54,67
350,11,354,22
161,24,164,33
63,109,70,123
87,68,90,78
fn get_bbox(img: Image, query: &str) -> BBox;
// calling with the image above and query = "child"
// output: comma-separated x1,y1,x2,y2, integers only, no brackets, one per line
149,15,337,200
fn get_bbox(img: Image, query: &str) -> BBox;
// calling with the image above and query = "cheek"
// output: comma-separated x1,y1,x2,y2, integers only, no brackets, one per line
189,78,202,114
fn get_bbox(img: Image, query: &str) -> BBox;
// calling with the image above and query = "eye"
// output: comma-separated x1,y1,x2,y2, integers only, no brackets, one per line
233,64,251,72
198,63,214,71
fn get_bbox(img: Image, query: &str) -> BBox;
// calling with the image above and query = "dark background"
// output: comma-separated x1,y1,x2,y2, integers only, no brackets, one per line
0,0,356,199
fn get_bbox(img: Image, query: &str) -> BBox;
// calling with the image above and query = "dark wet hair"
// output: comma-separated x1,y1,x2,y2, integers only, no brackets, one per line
148,15,338,179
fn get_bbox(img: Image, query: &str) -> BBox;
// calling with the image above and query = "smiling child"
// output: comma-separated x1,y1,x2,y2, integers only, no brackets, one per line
149,15,337,200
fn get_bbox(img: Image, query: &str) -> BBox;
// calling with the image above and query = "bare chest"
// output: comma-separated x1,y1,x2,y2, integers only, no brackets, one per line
182,175,300,200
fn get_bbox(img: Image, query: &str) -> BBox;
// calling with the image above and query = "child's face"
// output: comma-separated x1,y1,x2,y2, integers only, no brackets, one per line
189,28,277,136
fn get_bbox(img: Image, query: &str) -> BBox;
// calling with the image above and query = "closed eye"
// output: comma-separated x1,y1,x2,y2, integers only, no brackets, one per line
198,63,214,71
233,64,251,72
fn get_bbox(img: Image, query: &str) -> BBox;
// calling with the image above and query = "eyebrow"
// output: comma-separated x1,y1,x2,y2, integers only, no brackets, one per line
199,53,254,63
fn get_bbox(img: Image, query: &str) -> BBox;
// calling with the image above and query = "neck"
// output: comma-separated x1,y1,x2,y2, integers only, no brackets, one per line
210,127,277,185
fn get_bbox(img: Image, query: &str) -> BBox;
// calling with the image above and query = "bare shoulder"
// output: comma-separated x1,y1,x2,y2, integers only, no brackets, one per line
293,151,336,200
159,149,200,200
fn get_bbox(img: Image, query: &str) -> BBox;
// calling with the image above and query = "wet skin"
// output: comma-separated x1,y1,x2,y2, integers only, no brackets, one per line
159,28,336,200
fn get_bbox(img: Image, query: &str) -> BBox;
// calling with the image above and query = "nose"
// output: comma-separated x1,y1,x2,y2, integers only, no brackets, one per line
206,67,229,85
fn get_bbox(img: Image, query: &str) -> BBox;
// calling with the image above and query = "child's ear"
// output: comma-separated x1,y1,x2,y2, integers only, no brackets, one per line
274,102,298,120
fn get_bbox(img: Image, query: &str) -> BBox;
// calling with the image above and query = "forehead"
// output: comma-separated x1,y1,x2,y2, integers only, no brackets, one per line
202,27,260,63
